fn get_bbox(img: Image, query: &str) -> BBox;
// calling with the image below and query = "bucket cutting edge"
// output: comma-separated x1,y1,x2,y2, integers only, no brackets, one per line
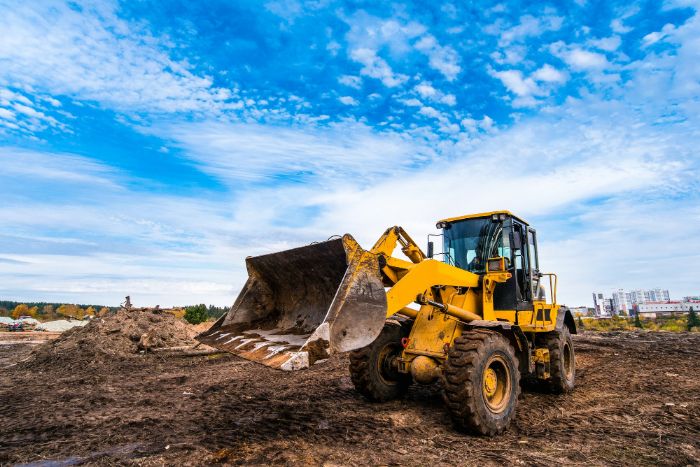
196,234,388,370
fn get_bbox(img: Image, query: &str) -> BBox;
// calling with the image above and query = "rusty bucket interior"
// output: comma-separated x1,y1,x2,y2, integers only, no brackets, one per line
196,235,387,370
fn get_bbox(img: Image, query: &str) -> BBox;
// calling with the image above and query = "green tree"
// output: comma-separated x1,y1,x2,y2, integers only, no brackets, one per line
687,307,700,331
577,315,584,330
184,304,208,325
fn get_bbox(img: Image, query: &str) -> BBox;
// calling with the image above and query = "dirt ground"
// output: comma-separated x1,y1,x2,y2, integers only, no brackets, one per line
1,322,699,466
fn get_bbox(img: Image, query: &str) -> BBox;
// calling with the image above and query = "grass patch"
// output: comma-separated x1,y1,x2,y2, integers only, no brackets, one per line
581,315,697,332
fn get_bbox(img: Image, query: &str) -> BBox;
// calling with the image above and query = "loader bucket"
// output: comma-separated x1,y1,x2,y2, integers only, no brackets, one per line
196,234,387,370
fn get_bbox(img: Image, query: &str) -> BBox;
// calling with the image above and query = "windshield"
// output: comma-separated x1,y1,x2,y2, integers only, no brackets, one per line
443,218,510,273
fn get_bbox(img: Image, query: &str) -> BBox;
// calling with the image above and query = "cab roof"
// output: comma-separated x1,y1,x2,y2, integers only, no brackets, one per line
437,210,529,226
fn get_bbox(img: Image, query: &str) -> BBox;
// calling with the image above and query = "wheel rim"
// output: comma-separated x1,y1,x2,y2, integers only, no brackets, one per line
482,354,512,414
563,342,574,381
376,344,400,386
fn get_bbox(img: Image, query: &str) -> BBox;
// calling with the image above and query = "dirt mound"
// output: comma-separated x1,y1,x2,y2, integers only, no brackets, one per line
24,310,198,369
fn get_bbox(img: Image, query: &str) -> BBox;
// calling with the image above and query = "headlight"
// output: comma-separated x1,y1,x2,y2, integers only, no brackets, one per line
487,257,506,272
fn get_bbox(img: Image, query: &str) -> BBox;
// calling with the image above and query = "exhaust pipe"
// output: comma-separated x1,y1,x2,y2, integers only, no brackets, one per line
196,235,388,370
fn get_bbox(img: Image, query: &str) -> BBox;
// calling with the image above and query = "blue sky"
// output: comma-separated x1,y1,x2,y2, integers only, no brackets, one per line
1,0,699,307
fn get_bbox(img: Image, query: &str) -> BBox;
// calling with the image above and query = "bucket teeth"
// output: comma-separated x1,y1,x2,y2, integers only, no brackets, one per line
196,234,387,370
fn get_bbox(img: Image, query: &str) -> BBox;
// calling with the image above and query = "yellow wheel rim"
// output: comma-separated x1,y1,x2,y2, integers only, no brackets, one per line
482,355,512,414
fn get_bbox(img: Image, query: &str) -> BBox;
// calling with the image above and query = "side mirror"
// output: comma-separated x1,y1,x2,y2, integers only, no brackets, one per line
427,241,434,258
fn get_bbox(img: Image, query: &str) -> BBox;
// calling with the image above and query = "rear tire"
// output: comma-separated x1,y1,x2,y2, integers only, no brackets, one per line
349,321,411,402
544,327,575,393
443,330,520,436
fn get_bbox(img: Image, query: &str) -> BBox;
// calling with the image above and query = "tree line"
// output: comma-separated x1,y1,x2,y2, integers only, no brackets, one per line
0,301,116,320
0,300,230,323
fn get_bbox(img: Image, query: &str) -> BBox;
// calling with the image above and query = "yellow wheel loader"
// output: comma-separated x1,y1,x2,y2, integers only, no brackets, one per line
198,211,576,435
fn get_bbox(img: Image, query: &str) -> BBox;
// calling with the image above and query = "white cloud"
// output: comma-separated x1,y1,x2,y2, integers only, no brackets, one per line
412,82,456,106
480,115,494,131
532,64,567,83
349,48,408,87
551,43,610,71
491,69,540,97
0,108,14,120
0,1,236,114
0,87,67,135
344,12,426,56
412,81,457,107
415,83,438,98
611,18,632,34
156,120,431,184
338,95,359,106
440,94,457,106
496,13,564,46
0,147,120,187
418,106,442,119
338,75,362,89
400,98,423,107
566,49,609,70
414,35,461,80
588,35,622,52
344,12,460,83
460,115,494,133
490,45,527,65
642,24,677,47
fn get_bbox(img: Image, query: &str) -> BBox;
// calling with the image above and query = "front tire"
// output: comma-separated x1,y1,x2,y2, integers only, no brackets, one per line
443,330,520,436
544,327,575,393
349,321,411,402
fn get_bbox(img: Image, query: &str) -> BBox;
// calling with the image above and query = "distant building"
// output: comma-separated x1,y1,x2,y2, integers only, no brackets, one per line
638,299,699,318
646,288,670,302
611,289,631,314
593,288,677,317
627,290,646,306
592,292,608,316
638,301,684,319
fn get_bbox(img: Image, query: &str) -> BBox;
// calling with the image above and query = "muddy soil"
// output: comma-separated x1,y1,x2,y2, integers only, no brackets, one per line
1,330,699,466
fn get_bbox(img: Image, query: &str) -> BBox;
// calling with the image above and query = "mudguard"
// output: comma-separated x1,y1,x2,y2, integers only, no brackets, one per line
556,306,577,334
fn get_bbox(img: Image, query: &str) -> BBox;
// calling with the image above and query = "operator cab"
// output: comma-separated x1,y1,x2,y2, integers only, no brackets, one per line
434,211,543,311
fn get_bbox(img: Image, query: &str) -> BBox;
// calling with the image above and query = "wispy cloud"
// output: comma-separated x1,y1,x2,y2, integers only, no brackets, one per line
349,48,408,87
495,12,564,46
156,120,433,184
0,0,236,115
550,43,611,71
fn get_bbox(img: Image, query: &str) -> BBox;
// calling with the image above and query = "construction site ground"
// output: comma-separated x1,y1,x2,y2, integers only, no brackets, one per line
1,319,699,466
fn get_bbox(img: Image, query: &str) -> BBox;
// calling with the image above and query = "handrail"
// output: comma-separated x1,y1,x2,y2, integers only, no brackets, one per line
540,273,558,306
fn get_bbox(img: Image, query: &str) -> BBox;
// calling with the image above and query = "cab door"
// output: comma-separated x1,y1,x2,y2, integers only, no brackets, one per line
527,227,554,327
511,221,533,309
